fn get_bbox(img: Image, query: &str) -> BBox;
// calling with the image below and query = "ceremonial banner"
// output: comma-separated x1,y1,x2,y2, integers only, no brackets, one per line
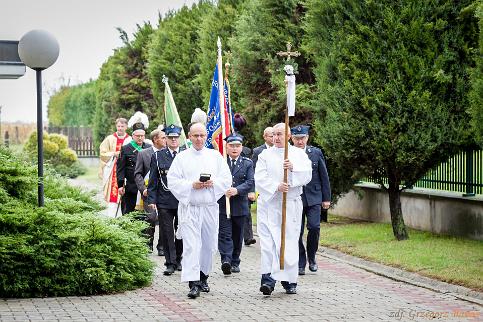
223,78,234,132
206,64,230,153
163,76,187,146
284,65,296,117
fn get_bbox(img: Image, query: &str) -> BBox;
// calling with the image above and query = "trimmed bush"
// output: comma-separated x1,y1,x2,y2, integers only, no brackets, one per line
23,131,86,178
0,146,155,297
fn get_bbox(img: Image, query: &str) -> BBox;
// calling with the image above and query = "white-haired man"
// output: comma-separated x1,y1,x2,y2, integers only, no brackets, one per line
255,123,311,296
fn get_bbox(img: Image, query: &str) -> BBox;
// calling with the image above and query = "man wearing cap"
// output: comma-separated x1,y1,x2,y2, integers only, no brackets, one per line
218,133,255,275
148,124,185,275
117,117,151,214
291,125,331,275
256,123,312,296
167,122,231,299
135,129,166,254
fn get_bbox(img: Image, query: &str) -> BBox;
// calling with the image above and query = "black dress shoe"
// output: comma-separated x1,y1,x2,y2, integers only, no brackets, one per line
163,265,175,276
309,263,318,272
259,284,273,295
231,265,240,273
176,263,182,271
285,287,297,294
244,239,256,246
157,249,164,256
298,267,305,275
221,262,232,275
187,285,200,299
200,280,210,293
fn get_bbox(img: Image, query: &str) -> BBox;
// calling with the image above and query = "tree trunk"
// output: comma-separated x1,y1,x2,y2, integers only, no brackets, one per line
387,176,409,241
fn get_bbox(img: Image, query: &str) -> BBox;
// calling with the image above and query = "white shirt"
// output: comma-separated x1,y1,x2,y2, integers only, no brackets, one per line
168,147,179,158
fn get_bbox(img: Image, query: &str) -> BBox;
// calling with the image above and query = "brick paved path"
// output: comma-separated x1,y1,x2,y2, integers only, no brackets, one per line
2,178,480,321
1,231,481,322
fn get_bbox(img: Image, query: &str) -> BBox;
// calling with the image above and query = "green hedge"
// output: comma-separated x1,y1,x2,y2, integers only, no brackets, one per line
0,146,154,297
23,131,86,178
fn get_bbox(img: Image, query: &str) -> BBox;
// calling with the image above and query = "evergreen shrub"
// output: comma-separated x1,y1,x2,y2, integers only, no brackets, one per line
23,131,86,178
0,146,154,297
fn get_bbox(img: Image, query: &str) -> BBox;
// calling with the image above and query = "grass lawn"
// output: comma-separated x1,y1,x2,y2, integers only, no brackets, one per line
319,215,483,291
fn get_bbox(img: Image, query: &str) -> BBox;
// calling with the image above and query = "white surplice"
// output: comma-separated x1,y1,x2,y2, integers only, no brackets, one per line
167,147,231,282
255,145,312,284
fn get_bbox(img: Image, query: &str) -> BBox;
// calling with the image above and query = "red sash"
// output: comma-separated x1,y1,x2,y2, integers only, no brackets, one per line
109,133,129,203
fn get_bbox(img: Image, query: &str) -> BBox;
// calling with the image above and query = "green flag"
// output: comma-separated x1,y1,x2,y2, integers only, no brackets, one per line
163,76,187,146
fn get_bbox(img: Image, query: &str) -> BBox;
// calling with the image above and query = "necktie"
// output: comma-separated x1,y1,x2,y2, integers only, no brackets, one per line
231,159,236,172
172,151,177,158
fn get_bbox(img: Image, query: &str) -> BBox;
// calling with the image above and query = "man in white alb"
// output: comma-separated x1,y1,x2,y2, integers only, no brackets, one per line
255,122,312,295
167,122,231,299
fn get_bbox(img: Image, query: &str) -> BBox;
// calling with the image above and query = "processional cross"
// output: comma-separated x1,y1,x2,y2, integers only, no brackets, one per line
277,42,301,62
276,42,300,270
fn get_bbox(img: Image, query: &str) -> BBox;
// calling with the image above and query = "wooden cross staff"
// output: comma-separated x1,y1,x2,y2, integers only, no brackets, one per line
277,42,300,270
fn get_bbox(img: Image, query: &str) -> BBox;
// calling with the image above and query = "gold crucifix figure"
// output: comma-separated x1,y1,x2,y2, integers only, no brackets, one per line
277,42,300,61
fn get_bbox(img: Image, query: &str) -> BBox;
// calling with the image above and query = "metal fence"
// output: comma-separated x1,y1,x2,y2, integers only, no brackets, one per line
365,148,483,196
48,126,97,157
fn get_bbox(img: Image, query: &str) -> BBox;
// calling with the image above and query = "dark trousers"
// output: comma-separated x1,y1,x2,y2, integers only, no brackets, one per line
261,273,297,289
299,204,321,269
243,201,254,242
121,190,137,214
158,206,182,267
218,213,245,266
145,221,155,250
142,198,161,251
189,271,208,288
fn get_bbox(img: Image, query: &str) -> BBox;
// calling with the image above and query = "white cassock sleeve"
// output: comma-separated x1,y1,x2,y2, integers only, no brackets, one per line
288,147,312,187
167,149,232,205
167,155,193,205
211,155,232,200
255,150,280,202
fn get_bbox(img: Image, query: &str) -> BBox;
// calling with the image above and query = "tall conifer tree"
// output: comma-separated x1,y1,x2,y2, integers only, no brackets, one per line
304,0,479,240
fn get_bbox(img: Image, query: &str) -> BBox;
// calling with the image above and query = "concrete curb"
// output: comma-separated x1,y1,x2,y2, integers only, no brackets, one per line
318,246,483,306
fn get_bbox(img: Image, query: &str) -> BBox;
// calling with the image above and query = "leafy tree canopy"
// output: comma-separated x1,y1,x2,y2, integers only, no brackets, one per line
148,1,213,132
304,0,479,239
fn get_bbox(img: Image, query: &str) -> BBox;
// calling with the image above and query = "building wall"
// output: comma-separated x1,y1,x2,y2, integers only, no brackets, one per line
331,184,483,240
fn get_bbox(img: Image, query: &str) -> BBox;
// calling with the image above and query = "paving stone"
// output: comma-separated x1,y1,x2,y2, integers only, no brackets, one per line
1,220,482,322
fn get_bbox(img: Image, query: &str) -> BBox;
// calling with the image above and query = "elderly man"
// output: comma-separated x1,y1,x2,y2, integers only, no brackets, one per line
134,129,166,254
167,123,231,299
218,133,254,275
117,117,151,214
255,123,311,296
291,125,331,275
99,118,130,217
244,126,274,246
148,124,185,275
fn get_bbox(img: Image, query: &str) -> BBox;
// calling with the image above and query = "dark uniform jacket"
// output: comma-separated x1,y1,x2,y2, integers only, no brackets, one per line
251,144,268,169
218,156,255,216
147,147,185,209
117,141,151,194
302,145,331,207
241,146,252,159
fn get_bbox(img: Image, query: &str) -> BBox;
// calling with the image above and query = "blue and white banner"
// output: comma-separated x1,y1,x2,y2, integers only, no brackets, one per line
206,64,223,151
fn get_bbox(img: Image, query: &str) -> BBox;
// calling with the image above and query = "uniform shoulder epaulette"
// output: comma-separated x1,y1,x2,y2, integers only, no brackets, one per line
242,156,253,163
309,145,322,153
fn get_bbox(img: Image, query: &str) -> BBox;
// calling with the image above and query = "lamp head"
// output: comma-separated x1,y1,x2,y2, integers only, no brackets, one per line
18,30,59,70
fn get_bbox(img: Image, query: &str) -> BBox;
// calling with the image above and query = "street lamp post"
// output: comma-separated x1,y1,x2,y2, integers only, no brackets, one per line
18,30,59,207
